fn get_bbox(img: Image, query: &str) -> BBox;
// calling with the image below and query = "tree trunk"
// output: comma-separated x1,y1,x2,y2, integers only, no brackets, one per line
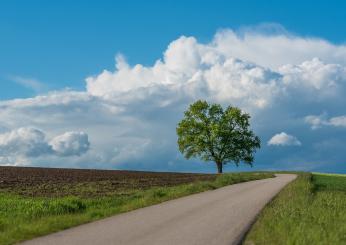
216,161,223,174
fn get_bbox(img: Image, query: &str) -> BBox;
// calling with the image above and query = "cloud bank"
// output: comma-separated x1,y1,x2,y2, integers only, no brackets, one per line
1,25,346,172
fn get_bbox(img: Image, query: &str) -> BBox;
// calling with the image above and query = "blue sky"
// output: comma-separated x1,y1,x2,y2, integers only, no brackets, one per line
0,1,346,173
1,0,346,99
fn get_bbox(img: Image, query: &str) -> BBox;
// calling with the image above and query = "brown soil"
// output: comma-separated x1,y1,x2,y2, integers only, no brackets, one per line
0,166,216,197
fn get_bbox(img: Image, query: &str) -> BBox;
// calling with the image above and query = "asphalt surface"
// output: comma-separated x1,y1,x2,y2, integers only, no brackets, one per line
21,174,296,245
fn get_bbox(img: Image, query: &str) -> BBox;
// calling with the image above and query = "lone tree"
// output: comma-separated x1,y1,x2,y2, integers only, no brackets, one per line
177,100,260,173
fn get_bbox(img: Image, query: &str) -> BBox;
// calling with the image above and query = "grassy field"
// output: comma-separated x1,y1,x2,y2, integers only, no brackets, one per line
244,173,346,245
0,167,273,245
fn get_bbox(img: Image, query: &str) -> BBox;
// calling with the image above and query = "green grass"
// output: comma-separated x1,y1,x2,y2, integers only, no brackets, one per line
0,172,273,245
244,173,346,245
313,173,346,192
312,172,346,177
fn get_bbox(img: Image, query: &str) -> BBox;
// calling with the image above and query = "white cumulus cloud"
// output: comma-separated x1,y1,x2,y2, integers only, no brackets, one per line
86,31,346,114
0,127,51,157
0,128,90,164
86,36,281,110
268,132,302,146
49,131,90,156
213,25,346,69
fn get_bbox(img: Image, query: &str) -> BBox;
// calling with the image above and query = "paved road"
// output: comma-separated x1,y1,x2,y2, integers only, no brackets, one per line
21,174,296,245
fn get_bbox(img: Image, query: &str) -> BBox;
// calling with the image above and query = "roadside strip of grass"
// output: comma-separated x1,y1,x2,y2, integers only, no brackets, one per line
244,173,346,245
0,172,273,245
312,172,346,177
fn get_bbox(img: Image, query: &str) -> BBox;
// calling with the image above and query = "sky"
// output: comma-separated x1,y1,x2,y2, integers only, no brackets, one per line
0,1,346,173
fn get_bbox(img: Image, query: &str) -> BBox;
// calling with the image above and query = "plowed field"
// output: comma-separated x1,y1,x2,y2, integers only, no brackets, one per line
0,166,216,197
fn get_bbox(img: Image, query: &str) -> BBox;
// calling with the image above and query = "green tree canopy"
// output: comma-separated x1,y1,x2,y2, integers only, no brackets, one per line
177,100,261,173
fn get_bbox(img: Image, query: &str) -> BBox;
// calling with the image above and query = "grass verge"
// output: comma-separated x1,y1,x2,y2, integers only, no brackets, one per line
244,173,346,245
0,172,272,245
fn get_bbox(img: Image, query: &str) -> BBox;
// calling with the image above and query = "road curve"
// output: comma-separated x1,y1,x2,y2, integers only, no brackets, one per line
21,174,296,245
